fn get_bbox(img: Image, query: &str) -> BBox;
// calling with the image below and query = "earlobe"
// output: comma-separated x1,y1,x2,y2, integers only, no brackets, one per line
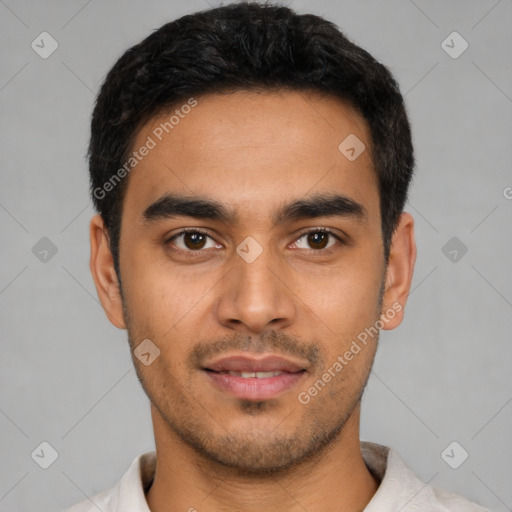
89,214,126,329
380,212,416,331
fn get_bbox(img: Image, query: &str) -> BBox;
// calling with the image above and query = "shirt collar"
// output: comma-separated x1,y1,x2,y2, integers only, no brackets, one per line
109,442,435,511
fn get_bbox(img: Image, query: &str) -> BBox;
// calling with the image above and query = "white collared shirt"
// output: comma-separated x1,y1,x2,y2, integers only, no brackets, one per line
63,442,490,511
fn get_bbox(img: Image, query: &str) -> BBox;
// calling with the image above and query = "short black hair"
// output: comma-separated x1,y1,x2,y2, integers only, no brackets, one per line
89,1,414,275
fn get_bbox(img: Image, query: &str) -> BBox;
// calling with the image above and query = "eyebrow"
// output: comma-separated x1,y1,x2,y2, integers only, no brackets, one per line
142,192,367,225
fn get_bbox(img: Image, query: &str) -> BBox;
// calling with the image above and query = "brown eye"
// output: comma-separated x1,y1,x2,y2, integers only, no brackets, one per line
292,229,340,251
170,231,219,251
307,231,329,249
183,232,207,250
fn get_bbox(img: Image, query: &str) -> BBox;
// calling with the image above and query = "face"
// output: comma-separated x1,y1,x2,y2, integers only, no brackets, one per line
90,89,415,475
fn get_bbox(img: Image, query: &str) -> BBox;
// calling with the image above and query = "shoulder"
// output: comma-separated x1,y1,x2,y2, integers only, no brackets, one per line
430,486,492,512
61,488,114,512
60,451,156,512
361,442,491,512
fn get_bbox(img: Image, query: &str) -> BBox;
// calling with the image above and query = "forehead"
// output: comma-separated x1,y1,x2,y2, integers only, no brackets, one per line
122,89,379,224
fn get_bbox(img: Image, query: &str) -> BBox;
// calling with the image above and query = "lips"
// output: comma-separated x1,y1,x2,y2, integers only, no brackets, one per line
223,370,283,378
203,354,308,400
204,355,306,373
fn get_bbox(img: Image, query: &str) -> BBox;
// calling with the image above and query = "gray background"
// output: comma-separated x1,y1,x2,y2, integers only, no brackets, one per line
0,0,511,511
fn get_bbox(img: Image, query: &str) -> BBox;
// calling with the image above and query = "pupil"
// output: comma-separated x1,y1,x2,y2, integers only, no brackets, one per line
185,232,206,250
308,232,328,249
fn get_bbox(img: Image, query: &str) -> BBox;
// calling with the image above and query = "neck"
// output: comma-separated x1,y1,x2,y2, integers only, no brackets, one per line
146,404,378,512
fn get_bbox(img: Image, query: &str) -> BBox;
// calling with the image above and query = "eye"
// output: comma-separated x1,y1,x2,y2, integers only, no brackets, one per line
291,229,341,251
168,230,221,251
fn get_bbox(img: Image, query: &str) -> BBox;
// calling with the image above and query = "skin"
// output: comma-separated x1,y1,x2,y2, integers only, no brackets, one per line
90,89,416,512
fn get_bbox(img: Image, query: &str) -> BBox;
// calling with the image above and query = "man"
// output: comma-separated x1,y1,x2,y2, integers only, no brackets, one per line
66,2,489,511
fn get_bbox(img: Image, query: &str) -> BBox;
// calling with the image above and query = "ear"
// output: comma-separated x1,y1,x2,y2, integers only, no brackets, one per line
89,214,126,329
380,212,416,330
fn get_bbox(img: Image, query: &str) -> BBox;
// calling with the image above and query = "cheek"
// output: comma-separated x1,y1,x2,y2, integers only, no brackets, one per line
294,253,383,330
119,243,174,335
120,245,219,355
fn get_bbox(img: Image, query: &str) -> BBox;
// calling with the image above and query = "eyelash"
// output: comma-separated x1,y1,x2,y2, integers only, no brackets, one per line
166,227,345,254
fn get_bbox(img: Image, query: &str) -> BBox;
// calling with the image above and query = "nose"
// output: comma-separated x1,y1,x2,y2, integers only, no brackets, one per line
215,244,296,335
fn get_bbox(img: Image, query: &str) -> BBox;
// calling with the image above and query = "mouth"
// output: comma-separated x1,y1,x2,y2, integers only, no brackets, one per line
202,354,308,401
214,370,288,378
